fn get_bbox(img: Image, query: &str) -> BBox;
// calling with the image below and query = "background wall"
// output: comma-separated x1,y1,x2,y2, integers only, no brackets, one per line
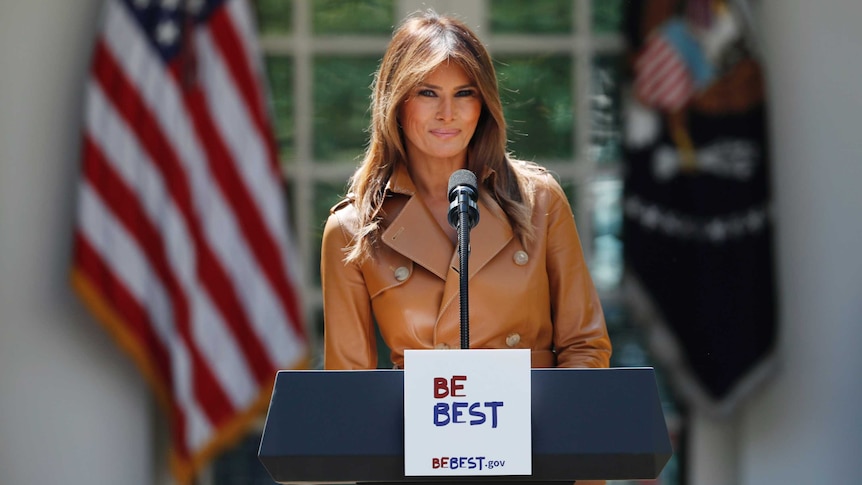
0,1,153,484
739,1,862,482
0,1,860,484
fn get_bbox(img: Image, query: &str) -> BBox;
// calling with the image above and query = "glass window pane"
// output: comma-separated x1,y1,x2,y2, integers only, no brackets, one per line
313,56,378,161
496,55,574,160
265,55,294,163
590,55,623,166
592,178,622,238
592,0,626,34
490,0,573,34
558,178,578,216
312,181,350,287
255,0,291,35
591,177,623,290
311,306,325,369
312,0,395,35
283,177,300,240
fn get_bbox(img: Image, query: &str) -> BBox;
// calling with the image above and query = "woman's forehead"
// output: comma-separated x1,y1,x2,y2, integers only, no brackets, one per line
421,62,473,84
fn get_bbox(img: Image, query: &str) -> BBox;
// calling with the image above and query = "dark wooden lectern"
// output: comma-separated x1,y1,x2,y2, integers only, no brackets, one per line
259,367,672,484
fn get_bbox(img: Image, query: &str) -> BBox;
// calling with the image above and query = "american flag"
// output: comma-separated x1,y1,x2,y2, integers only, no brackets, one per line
634,33,694,110
634,19,714,111
70,0,307,482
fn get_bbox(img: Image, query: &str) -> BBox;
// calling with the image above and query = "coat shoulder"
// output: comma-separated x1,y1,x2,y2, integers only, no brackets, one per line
509,160,569,208
325,196,362,242
330,193,355,215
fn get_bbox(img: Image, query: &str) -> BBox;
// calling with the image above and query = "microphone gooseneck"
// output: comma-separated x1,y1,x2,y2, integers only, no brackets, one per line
446,169,479,350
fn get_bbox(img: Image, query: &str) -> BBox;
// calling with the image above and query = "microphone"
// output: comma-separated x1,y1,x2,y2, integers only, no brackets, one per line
447,169,479,230
447,169,479,350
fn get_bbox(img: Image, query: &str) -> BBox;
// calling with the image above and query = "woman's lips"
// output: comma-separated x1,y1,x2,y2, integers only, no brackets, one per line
430,128,460,138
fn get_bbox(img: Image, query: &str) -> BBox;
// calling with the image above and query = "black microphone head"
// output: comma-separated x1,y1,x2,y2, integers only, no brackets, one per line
447,169,478,202
447,169,479,230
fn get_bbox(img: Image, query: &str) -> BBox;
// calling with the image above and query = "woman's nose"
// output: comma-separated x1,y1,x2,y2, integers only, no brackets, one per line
437,97,454,120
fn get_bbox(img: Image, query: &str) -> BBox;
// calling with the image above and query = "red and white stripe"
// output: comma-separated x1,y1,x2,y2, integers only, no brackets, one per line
634,34,694,111
71,1,307,482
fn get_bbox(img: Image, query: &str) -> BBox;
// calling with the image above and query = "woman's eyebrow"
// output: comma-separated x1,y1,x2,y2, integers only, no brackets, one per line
418,82,477,90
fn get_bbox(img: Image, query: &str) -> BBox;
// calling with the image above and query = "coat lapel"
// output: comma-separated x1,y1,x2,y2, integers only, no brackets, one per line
382,194,453,280
439,195,514,323
467,196,514,277
378,163,514,324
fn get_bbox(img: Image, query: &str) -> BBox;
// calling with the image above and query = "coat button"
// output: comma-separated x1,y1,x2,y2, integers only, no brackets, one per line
394,266,410,281
513,250,529,266
506,333,521,347
435,342,450,350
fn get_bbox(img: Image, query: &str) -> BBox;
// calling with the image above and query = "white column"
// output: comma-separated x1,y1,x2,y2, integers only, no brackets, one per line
739,1,862,483
688,412,738,485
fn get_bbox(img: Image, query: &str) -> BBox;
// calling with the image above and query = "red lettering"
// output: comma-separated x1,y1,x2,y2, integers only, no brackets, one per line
434,375,467,398
450,375,466,397
433,377,448,398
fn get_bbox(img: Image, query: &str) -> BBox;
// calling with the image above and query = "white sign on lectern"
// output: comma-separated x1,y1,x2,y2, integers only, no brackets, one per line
403,349,531,476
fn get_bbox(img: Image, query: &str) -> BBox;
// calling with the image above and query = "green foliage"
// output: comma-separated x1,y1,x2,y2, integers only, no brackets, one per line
255,0,292,34
311,180,350,285
312,0,395,34
265,55,295,162
496,55,574,160
592,0,626,34
490,0,573,33
313,56,378,161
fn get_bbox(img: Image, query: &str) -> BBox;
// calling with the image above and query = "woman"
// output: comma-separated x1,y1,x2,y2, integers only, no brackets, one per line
321,10,611,370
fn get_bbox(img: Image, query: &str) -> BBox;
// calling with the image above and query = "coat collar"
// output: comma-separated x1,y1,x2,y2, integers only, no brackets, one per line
381,163,514,281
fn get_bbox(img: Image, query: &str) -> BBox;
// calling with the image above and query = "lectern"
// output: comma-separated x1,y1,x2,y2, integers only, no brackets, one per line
259,368,672,484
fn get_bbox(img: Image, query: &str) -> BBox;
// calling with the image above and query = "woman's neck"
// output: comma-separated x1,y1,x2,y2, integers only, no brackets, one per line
406,158,465,203
405,158,463,245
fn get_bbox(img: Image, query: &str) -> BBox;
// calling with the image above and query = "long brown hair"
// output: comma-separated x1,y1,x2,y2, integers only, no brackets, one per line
345,10,540,262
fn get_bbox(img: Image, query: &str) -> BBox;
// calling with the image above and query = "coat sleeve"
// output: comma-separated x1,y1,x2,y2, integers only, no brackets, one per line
543,177,612,368
321,208,378,369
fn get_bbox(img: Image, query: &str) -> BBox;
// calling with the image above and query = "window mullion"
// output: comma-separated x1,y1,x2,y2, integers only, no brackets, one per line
292,0,317,338
574,0,594,260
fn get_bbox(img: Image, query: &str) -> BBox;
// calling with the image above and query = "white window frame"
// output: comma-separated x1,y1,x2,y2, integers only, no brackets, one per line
195,2,645,484
259,0,627,361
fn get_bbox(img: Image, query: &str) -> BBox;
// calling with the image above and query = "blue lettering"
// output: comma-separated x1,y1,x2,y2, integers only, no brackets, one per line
433,402,504,427
452,401,468,424
484,401,504,428
468,402,485,425
433,403,449,426
439,456,488,470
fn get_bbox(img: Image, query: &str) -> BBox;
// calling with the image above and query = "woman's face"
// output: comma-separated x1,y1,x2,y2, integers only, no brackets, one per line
399,62,482,170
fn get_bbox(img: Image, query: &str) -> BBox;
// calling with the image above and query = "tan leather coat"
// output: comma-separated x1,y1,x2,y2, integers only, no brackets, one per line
322,163,611,370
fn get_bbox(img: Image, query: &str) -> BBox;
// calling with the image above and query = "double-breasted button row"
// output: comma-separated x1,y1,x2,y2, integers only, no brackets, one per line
435,337,518,349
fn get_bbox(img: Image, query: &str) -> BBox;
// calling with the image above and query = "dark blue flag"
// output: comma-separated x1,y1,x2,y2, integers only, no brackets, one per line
622,0,778,416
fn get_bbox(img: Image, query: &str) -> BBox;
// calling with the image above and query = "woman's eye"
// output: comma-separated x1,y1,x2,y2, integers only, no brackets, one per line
418,89,436,97
456,89,476,97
